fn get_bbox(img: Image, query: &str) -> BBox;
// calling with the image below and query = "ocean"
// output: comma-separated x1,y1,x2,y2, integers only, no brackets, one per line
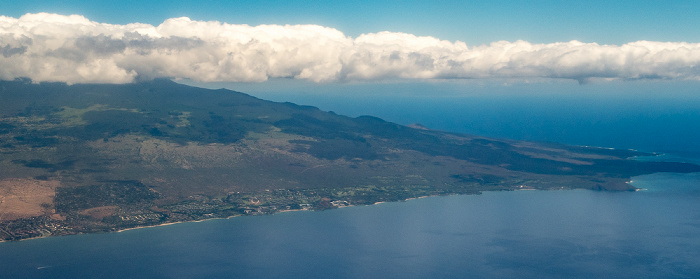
2,81,700,278
1,172,699,278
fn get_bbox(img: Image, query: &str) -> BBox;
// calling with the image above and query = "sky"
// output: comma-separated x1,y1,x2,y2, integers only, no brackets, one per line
2,0,700,85
4,0,700,45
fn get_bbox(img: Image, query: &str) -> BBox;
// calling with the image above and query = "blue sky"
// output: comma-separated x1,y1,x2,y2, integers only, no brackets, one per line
4,0,700,45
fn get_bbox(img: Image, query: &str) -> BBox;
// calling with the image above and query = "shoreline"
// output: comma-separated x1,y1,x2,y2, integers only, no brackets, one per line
0,195,443,243
118,197,439,235
0,184,646,243
115,221,189,233
114,195,450,235
116,207,321,234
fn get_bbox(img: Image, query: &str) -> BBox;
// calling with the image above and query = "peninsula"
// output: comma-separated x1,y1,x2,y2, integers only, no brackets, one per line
1,79,698,241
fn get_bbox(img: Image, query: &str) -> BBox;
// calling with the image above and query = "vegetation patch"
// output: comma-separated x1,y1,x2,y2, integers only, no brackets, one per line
55,181,159,213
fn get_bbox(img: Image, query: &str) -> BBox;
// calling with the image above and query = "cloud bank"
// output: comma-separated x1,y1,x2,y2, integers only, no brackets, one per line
2,13,700,84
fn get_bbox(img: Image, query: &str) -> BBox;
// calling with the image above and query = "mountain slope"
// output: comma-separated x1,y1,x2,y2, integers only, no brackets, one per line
1,79,698,240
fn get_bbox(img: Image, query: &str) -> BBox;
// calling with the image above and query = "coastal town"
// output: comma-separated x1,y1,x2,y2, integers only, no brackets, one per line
0,184,489,241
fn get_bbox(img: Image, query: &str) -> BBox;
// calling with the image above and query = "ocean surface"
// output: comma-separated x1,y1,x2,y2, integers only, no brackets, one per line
2,81,700,278
1,172,699,278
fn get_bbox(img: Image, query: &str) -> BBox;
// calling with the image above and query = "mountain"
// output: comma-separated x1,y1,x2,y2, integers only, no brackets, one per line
1,78,698,240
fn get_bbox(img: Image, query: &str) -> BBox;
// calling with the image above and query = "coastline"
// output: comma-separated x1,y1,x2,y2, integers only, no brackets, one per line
0,181,648,243
110,197,438,235
115,221,189,233
49,178,672,241
4,172,700,279
115,195,450,235
0,194,445,243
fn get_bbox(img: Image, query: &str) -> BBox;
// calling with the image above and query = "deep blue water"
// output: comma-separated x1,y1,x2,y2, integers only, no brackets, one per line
233,79,700,154
2,82,700,278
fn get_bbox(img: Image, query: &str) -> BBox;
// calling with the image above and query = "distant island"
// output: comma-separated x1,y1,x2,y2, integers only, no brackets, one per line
1,79,699,241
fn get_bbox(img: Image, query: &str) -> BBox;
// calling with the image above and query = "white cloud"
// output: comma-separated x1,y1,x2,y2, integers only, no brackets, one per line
1,13,700,84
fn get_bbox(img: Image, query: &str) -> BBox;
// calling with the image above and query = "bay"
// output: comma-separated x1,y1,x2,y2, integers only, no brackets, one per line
1,171,699,278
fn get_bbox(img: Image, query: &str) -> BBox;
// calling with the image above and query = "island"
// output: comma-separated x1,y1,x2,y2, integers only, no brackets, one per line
1,79,699,241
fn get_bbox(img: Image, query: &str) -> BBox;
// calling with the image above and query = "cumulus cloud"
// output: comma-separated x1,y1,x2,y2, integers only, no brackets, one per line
1,13,700,84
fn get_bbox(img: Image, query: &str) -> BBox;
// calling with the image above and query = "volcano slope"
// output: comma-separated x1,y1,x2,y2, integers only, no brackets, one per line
1,79,698,240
